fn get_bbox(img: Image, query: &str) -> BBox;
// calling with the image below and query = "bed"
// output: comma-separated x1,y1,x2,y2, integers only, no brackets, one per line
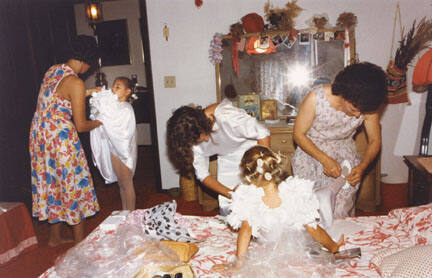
40,202,432,278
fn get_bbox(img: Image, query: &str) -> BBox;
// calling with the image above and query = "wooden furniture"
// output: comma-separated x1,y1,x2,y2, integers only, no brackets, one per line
403,155,432,206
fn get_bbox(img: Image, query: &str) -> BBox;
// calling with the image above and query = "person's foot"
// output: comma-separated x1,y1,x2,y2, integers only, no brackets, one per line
48,238,74,247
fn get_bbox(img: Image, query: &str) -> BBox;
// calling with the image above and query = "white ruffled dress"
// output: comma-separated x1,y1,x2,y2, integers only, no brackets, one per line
89,88,137,184
227,176,321,240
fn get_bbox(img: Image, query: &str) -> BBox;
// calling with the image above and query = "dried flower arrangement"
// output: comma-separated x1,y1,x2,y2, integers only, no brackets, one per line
336,12,357,29
394,17,432,71
264,0,303,30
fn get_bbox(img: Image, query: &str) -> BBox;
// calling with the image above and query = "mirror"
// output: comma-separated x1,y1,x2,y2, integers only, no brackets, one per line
215,29,356,120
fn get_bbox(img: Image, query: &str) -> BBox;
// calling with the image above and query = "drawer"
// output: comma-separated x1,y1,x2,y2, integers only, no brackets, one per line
270,132,295,155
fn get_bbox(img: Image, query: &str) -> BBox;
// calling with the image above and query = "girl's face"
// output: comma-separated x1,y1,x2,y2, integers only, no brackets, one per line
112,80,131,102
342,99,361,118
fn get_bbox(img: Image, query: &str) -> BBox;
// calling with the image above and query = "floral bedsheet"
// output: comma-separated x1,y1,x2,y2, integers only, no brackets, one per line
40,203,432,278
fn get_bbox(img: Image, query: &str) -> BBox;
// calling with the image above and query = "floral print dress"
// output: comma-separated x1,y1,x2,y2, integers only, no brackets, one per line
29,64,99,225
291,85,364,218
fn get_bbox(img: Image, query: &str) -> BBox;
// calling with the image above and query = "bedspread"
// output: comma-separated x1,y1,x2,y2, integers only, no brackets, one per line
40,204,432,278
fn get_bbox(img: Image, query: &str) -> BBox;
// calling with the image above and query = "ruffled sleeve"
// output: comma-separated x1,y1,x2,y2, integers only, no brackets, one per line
226,184,265,238
278,177,321,229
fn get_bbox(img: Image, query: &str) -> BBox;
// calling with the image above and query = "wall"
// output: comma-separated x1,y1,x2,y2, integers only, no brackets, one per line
74,0,151,145
146,0,431,189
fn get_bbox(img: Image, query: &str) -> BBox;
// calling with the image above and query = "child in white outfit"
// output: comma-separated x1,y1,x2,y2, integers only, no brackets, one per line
90,77,137,210
213,145,343,274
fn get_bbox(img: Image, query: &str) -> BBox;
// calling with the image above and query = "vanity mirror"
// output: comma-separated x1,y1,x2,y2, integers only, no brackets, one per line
215,28,356,120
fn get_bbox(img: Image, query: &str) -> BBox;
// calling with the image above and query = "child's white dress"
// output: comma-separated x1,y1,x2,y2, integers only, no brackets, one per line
226,176,337,277
89,88,137,184
227,176,321,240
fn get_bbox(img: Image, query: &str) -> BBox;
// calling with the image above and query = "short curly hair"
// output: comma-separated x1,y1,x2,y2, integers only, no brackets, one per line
58,35,100,68
166,106,213,177
331,62,387,112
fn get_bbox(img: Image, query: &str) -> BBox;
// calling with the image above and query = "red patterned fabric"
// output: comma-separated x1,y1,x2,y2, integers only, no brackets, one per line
0,203,38,266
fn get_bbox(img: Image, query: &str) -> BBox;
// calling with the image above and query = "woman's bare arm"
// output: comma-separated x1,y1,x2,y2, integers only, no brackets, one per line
293,91,341,177
60,76,101,132
345,112,381,185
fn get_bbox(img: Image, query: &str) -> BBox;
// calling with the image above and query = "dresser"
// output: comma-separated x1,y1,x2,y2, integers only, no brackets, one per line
195,121,381,212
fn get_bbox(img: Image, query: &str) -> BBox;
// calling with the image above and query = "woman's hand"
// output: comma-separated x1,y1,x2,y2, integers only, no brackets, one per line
345,165,365,186
322,157,341,178
86,86,103,97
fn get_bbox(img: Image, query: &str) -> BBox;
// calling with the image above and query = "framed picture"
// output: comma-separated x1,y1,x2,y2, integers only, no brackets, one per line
238,94,260,120
299,33,310,45
96,19,131,67
261,99,278,120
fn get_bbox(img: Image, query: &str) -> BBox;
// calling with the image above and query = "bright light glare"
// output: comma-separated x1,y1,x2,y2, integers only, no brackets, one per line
90,5,98,18
287,63,311,87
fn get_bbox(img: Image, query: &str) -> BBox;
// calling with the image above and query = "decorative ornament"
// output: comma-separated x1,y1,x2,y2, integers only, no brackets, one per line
195,0,203,8
264,0,303,30
336,12,357,29
256,158,264,174
163,24,169,41
264,172,272,181
245,176,251,183
306,13,330,31
208,33,223,65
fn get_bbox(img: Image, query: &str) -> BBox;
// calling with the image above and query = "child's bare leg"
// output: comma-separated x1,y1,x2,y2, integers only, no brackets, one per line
111,154,136,210
72,220,85,244
305,224,343,253
48,222,73,247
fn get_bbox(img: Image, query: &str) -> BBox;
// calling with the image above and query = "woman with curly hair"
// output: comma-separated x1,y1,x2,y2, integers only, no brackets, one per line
167,99,270,215
292,62,387,218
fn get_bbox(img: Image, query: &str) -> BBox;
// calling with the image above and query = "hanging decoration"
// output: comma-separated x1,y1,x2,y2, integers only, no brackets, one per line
264,0,303,31
387,14,432,104
163,24,169,41
208,33,223,65
195,0,203,8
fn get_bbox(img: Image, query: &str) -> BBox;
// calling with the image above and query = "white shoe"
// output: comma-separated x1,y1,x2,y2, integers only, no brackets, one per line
340,160,351,189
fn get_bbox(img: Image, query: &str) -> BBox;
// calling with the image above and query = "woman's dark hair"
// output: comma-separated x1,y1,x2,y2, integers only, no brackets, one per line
58,35,100,68
331,62,387,112
166,106,213,177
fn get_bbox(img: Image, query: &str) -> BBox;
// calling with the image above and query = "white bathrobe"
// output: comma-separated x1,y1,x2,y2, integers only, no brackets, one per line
89,88,137,184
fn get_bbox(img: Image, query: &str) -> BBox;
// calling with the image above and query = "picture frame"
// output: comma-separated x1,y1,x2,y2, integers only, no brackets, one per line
261,99,278,120
238,94,260,120
299,33,311,45
96,19,131,67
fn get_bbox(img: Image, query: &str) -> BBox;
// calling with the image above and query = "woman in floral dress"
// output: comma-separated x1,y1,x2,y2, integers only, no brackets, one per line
292,62,387,218
29,35,101,246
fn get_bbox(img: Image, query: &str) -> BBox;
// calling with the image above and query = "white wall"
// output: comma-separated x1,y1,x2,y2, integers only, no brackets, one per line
146,0,432,189
74,0,152,145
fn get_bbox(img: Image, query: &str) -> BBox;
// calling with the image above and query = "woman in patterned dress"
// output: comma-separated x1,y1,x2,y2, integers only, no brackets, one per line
292,62,387,218
29,35,101,246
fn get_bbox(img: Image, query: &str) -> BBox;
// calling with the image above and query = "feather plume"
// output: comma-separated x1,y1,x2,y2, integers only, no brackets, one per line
394,17,432,70
336,12,357,29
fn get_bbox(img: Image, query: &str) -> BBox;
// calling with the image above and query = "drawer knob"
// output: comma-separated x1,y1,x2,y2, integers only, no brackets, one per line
281,139,287,143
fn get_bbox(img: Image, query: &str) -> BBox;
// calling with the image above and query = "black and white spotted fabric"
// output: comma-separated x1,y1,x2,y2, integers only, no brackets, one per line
142,200,196,242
